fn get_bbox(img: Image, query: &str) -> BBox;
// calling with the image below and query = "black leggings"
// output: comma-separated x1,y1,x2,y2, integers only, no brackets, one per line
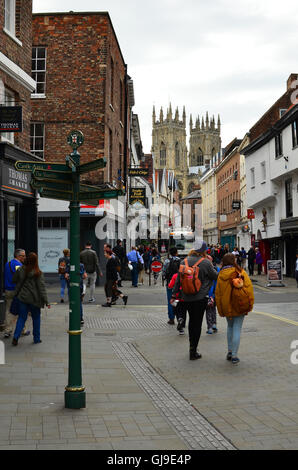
185,298,208,352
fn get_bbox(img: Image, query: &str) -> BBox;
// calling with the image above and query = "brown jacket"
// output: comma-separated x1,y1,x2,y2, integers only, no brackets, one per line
215,266,254,317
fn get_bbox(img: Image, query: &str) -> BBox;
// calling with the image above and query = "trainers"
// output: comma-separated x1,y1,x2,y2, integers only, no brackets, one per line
123,295,128,305
212,325,218,333
232,357,240,365
4,332,11,338
226,352,232,361
206,328,213,334
88,298,95,303
178,328,185,335
177,318,184,331
80,319,84,325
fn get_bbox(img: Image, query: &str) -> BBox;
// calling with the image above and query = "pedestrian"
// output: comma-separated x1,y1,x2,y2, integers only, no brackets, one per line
239,247,247,270
162,247,181,325
172,240,218,360
224,243,230,254
112,239,126,287
169,272,187,335
80,241,103,302
205,256,220,335
232,247,241,266
247,246,256,276
137,246,145,285
11,252,50,346
58,248,70,303
3,248,30,339
127,246,144,287
150,248,161,285
295,253,298,288
255,248,263,275
143,248,150,274
102,248,128,307
215,253,254,365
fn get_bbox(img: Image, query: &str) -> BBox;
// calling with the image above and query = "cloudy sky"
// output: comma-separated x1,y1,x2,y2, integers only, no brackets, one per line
33,0,298,153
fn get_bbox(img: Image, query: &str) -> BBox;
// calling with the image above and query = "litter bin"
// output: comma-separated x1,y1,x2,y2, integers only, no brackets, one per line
0,299,5,328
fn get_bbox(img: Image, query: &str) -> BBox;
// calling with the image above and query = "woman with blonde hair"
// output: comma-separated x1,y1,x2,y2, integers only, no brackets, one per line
12,252,50,346
215,253,254,365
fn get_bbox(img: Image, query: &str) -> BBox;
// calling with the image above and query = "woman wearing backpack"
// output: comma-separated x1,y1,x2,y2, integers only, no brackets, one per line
172,240,218,360
215,253,254,365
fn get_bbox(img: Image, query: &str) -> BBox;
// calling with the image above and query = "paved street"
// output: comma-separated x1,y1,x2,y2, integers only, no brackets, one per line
1,274,298,450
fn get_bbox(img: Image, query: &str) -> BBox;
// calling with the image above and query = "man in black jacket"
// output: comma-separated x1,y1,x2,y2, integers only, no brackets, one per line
112,239,126,287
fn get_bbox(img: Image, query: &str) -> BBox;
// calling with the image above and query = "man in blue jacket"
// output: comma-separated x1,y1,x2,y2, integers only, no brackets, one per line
3,248,26,338
127,247,143,287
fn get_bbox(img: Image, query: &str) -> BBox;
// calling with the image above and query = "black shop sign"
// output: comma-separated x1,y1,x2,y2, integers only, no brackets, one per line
129,187,146,205
0,106,23,132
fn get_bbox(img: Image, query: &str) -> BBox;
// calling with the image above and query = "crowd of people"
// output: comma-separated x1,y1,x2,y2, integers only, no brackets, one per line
2,240,257,365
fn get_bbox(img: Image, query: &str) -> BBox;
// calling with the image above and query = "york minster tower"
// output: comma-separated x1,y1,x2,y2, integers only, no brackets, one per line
151,104,221,197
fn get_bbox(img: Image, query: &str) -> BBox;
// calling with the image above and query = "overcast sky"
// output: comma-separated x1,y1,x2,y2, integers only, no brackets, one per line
33,0,298,154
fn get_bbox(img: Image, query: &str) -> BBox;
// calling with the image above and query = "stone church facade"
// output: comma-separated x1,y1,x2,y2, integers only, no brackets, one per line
151,104,221,198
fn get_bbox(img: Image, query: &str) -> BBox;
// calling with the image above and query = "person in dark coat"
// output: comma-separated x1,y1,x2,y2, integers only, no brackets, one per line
247,246,256,276
255,248,264,275
102,248,128,307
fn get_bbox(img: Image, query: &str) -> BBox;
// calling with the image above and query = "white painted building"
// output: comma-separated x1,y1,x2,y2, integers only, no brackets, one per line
243,103,298,276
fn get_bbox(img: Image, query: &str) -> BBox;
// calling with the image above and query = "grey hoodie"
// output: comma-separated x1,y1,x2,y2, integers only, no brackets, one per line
172,255,218,302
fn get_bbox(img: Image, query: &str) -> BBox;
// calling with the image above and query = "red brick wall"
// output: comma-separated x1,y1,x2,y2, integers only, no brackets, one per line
216,150,241,235
0,0,33,151
31,13,126,185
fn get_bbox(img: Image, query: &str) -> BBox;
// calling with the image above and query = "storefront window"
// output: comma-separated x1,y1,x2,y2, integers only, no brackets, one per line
7,203,15,260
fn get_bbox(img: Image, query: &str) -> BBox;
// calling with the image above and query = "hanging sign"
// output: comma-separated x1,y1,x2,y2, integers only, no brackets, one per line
0,106,23,132
128,168,149,177
129,187,146,205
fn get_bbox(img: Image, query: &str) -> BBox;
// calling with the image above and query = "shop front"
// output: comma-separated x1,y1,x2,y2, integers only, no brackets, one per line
280,218,298,277
0,143,39,298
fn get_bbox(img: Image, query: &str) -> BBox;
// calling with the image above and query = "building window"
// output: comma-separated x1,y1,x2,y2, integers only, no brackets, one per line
160,142,166,166
275,133,283,158
197,148,204,166
31,47,47,95
261,161,266,182
38,217,67,229
4,0,15,36
175,142,180,166
292,120,298,148
285,179,293,218
250,167,255,188
1,88,15,144
110,58,114,107
30,123,45,159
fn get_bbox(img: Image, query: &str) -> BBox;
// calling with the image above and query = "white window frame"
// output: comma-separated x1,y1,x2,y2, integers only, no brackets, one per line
1,88,15,144
260,161,266,183
4,0,15,36
250,167,255,188
30,122,45,159
31,47,47,97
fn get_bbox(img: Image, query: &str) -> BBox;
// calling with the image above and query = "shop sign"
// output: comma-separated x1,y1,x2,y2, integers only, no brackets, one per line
2,164,33,197
129,187,146,205
128,168,149,177
232,200,241,210
0,106,22,132
247,208,255,219
267,260,284,286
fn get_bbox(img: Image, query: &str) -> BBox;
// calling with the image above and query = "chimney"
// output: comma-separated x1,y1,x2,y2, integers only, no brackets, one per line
287,73,298,91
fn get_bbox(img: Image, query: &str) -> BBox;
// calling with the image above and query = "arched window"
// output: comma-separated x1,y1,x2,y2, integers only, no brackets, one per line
160,142,166,166
188,182,195,193
197,148,204,166
175,142,180,166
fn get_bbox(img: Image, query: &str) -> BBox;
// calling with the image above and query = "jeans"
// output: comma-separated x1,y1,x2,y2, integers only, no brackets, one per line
166,287,175,320
14,300,41,343
185,298,208,352
83,271,97,299
60,276,68,299
226,315,245,357
131,262,138,287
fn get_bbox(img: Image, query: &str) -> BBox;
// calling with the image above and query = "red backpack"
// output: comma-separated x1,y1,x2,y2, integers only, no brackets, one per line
179,257,204,295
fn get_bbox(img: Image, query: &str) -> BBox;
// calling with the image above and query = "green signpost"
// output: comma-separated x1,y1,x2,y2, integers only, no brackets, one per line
15,131,121,409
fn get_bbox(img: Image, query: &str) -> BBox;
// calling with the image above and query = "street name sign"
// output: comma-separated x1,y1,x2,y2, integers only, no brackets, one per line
15,161,70,173
78,158,107,174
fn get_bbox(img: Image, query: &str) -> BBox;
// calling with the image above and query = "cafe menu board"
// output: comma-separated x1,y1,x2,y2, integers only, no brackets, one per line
267,260,283,283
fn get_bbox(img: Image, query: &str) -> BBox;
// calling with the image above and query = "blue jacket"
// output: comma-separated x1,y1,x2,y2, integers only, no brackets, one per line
4,259,22,291
208,266,220,298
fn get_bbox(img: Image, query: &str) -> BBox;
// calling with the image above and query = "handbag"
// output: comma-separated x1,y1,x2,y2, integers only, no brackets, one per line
9,269,27,316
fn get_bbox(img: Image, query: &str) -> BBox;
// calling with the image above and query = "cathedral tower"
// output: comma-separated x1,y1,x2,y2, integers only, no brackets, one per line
189,113,221,167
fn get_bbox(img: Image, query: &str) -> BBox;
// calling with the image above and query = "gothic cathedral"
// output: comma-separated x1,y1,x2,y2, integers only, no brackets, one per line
152,104,221,197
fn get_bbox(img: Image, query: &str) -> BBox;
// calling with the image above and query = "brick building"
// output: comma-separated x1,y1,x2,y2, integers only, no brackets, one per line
0,0,39,300
215,138,242,248
30,12,133,273
31,11,129,187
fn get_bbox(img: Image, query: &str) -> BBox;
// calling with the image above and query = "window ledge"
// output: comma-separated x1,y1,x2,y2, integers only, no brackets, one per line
275,154,283,160
3,28,22,47
31,93,46,99
261,181,266,184
251,185,255,189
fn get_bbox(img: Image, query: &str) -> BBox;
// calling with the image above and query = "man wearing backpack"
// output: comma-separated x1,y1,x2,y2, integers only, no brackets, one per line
172,240,218,360
162,247,181,325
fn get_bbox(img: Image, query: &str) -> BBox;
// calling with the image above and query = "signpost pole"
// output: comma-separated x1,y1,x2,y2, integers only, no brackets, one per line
64,135,86,409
